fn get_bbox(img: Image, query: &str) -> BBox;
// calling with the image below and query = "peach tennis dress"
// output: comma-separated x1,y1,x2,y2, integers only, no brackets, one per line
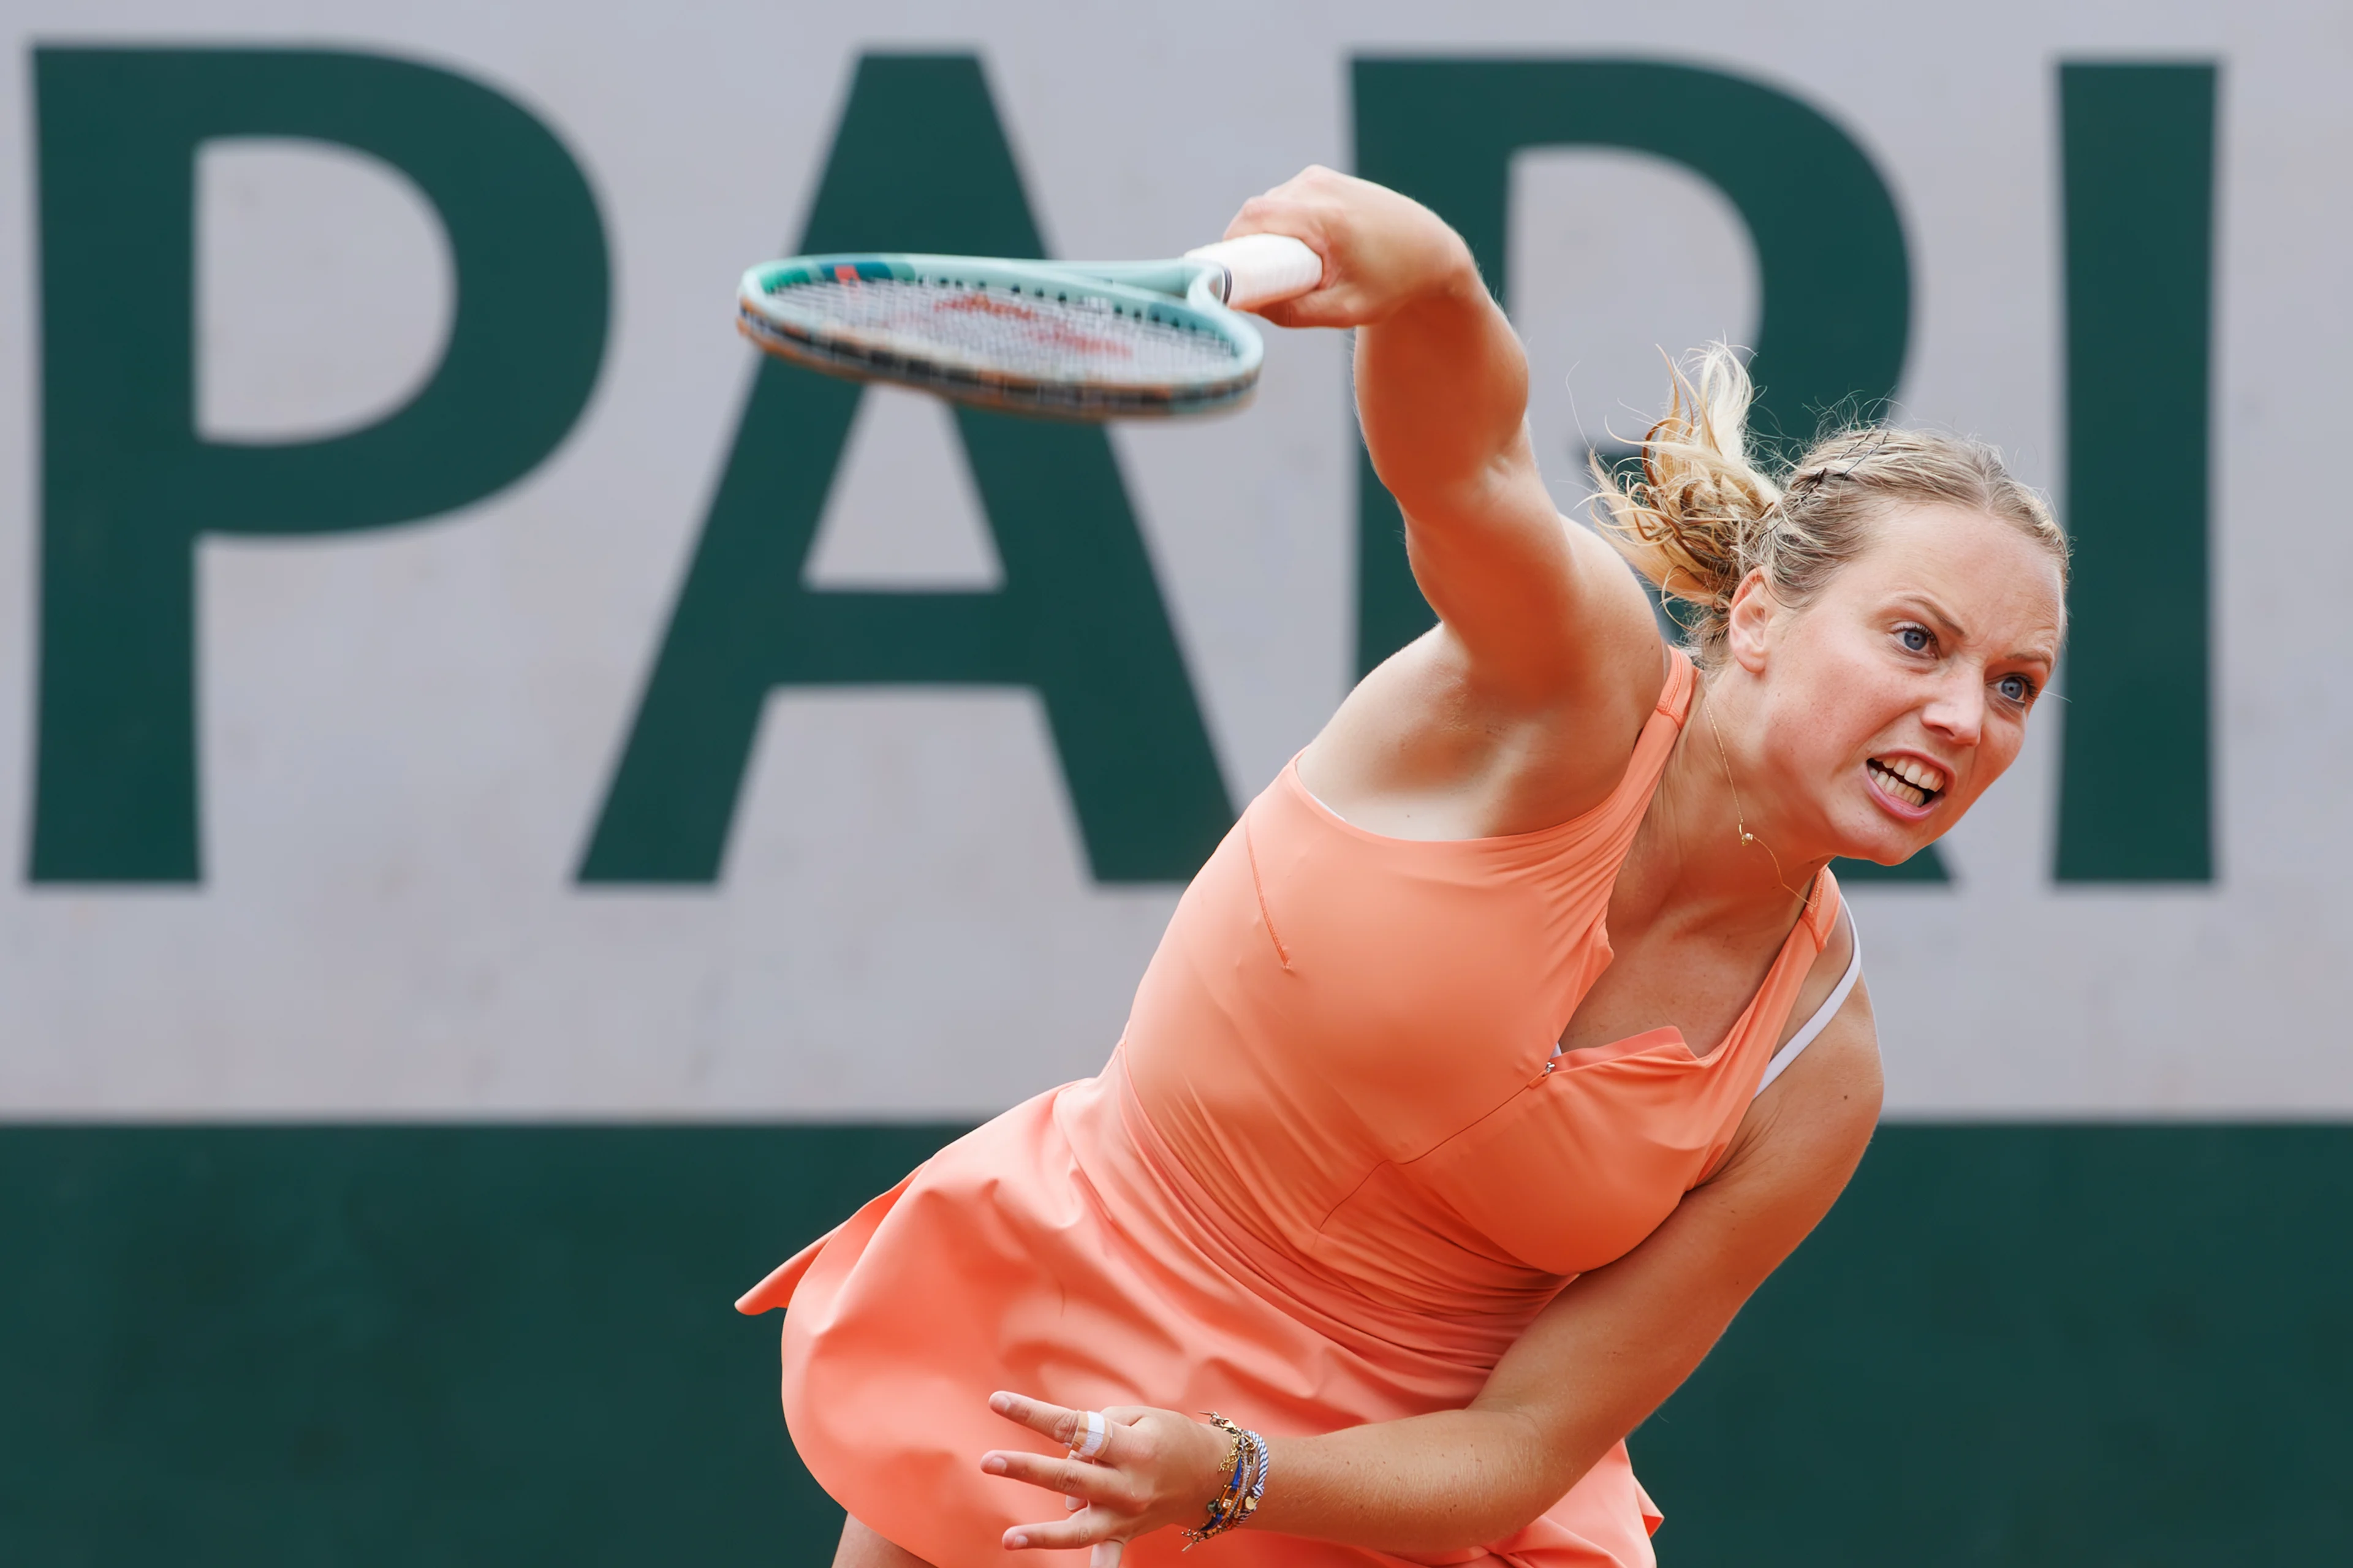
738,651,1855,1568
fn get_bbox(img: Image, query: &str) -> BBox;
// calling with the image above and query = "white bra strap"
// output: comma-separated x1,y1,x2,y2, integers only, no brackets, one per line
1754,915,1863,1099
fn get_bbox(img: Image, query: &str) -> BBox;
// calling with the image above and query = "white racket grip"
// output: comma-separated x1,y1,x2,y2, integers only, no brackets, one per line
1184,235,1324,311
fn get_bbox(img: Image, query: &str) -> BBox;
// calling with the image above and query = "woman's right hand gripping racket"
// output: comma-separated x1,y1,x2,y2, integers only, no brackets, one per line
735,233,1323,420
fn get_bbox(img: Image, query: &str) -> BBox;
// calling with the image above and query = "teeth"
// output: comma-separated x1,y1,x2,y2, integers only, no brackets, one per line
1870,758,1936,808
1890,757,1947,792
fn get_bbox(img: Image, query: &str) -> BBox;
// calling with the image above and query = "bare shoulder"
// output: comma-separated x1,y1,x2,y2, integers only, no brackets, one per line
1302,515,1669,838
1396,501,1664,719
1554,517,1672,714
1700,908,1883,1211
1742,969,1884,1174
1776,900,1862,1053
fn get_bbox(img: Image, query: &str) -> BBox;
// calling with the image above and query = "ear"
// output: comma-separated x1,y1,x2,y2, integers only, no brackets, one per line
1724,568,1777,674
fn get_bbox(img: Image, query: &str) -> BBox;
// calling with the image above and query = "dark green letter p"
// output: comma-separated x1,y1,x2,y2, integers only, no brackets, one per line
32,48,608,881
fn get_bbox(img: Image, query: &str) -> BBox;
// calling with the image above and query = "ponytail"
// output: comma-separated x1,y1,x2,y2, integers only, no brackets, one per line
1590,344,2067,667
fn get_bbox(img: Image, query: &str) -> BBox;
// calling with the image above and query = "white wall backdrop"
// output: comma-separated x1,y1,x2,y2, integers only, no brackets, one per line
1,0,2344,1118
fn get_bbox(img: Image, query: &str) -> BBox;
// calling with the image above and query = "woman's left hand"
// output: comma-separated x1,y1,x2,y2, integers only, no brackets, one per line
980,1391,1236,1567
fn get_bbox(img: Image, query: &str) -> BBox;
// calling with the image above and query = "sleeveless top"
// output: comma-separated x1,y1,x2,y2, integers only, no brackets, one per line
741,648,1849,1568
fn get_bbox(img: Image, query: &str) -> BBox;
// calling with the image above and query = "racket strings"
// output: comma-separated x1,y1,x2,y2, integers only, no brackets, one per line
768,278,1240,385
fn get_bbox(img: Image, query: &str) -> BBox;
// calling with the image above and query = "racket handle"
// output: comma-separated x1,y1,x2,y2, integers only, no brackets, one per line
1184,235,1323,311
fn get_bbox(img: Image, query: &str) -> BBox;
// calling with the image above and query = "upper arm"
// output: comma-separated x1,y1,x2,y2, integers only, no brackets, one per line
1234,169,1661,791
1322,389,1666,826
1355,282,1659,716
1396,472,1664,718
1706,981,1883,1233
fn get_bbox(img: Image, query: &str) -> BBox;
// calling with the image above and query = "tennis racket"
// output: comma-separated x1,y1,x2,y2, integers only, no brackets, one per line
735,233,1323,419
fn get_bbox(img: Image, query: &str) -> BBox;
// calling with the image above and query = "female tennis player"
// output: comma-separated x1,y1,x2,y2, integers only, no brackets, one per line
738,166,2069,1568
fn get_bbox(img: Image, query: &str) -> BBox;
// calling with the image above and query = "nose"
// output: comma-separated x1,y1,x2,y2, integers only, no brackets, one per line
1922,666,1984,748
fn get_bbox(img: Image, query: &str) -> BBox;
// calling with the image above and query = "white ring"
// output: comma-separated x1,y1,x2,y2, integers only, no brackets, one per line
1075,1410,1108,1460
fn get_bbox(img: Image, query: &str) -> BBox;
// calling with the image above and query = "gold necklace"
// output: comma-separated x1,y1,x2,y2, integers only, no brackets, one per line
1699,684,1818,911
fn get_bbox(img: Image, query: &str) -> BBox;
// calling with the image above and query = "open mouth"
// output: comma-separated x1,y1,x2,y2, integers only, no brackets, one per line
1867,756,1947,810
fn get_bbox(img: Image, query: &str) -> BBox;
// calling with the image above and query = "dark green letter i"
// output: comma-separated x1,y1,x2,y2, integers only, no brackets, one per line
2056,62,2219,882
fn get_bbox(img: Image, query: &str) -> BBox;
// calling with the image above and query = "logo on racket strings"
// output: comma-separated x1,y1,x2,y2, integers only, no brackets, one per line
934,290,1131,360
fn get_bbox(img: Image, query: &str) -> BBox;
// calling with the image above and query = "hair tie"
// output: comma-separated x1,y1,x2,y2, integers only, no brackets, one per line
1788,428,1892,497
1828,428,1892,479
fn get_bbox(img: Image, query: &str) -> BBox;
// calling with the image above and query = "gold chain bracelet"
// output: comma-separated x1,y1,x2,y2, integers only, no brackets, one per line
1181,1414,1270,1549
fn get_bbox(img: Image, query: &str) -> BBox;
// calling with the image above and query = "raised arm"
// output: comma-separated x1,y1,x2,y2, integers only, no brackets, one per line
981,986,1882,1559
1227,169,1663,830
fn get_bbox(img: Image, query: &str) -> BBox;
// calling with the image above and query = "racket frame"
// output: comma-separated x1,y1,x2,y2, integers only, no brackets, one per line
736,252,1267,419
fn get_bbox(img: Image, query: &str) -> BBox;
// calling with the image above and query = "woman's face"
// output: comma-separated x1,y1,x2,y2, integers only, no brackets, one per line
1736,503,2067,867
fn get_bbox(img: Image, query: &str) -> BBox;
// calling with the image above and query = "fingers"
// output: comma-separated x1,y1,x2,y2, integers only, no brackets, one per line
1251,299,1314,330
980,1449,1123,1504
989,1390,1113,1461
1221,165,1347,239
987,1390,1079,1444
1220,173,1341,264
1249,292,1366,331
989,1392,1145,1467
1001,1511,1126,1553
1215,166,1469,332
1216,174,1366,329
1091,1543,1124,1568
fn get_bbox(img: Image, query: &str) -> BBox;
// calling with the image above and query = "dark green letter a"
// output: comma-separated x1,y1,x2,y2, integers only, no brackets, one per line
579,55,1230,884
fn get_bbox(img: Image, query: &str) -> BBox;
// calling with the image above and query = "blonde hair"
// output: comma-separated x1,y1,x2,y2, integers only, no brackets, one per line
1590,344,2068,668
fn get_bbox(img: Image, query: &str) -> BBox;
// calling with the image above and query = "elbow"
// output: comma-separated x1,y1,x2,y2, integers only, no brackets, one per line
1378,432,1540,545
1434,1411,1587,1551
1420,1482,1580,1555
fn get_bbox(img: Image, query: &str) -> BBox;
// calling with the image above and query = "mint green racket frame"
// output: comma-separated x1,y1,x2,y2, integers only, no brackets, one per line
735,235,1322,420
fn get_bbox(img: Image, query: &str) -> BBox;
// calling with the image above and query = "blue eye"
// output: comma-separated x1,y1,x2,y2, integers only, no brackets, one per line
1998,675,2033,703
1898,626,1931,653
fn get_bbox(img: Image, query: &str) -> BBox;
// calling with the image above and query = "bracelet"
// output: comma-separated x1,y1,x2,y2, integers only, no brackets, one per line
1180,1414,1271,1549
1182,1416,1246,1548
